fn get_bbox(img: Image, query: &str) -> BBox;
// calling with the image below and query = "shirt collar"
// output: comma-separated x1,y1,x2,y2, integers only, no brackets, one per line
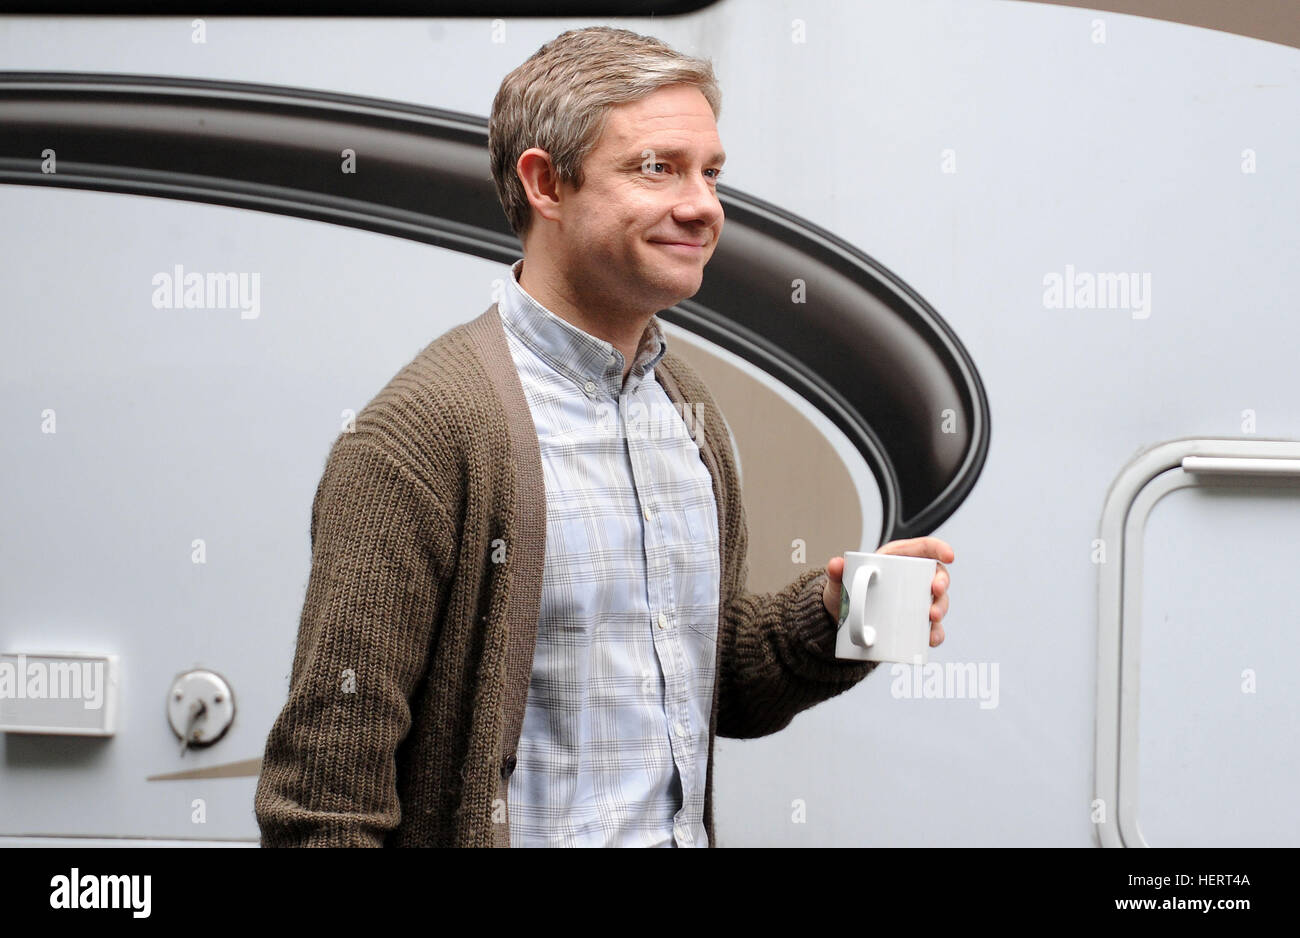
498,258,668,397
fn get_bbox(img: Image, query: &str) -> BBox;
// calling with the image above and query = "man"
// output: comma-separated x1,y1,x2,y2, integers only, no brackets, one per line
255,25,952,848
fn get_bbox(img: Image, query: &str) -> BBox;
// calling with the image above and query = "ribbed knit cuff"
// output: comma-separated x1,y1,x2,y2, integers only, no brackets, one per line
786,569,876,674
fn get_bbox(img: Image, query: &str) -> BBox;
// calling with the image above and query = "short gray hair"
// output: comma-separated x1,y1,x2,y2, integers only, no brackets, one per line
488,26,722,242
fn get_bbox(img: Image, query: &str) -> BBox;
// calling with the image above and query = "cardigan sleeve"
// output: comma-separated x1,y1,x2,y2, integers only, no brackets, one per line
254,433,454,846
714,483,880,740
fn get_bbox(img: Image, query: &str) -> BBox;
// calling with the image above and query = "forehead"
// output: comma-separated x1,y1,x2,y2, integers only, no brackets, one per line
595,85,722,155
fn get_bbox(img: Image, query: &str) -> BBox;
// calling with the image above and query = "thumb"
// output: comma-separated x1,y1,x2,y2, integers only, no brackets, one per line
823,556,845,618
825,555,845,584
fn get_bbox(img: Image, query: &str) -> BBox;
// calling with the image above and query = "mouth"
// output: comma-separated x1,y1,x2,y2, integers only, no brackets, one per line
651,240,708,254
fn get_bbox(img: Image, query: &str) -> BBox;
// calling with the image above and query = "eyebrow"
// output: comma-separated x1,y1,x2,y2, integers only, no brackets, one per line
624,146,727,167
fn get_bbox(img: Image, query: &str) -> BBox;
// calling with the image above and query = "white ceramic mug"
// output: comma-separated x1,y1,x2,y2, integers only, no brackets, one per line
834,551,937,665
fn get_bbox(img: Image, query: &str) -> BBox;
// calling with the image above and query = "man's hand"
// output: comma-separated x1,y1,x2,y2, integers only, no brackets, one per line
822,537,954,647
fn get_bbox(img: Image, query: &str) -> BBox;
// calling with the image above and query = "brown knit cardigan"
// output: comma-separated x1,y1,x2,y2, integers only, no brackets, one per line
253,304,877,847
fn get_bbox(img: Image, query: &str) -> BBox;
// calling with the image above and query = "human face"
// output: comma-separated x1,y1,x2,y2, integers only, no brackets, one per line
555,83,725,317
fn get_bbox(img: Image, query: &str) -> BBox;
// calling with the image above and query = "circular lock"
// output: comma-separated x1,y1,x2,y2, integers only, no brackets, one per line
167,669,235,749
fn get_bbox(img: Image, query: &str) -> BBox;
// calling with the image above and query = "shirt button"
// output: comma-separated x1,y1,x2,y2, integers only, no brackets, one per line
643,506,651,521
657,613,669,630
584,380,596,395
673,721,687,738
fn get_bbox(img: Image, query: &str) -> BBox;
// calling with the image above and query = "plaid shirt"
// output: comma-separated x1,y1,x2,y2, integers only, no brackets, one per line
500,259,720,847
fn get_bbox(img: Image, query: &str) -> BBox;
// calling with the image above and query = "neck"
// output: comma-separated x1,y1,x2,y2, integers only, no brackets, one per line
517,255,652,382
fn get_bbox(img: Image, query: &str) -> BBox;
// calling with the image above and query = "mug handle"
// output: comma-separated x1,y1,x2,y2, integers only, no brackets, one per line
849,565,878,648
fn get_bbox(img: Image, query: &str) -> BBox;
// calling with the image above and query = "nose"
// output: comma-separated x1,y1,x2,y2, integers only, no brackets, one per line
671,172,724,233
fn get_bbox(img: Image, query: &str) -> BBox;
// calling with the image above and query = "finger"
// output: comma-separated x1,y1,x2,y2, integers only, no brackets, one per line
922,538,954,563
931,563,949,597
930,623,945,647
931,593,949,621
879,537,955,563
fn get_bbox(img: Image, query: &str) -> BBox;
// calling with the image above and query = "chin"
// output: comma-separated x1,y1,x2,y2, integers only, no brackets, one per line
660,278,702,307
661,265,703,292
675,280,703,302
636,268,697,306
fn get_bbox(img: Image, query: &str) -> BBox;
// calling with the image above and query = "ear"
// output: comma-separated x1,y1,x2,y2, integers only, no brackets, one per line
516,148,564,227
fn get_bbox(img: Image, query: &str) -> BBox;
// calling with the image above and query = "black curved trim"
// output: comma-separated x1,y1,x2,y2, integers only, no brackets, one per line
0,71,990,544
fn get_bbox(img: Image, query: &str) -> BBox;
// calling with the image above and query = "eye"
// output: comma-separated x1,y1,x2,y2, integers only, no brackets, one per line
705,168,724,182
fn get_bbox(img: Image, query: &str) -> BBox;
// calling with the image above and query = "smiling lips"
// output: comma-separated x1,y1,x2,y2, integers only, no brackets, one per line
653,239,707,252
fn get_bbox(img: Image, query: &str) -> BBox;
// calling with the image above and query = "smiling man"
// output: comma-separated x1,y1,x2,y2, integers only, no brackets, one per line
505,80,724,372
254,25,952,848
